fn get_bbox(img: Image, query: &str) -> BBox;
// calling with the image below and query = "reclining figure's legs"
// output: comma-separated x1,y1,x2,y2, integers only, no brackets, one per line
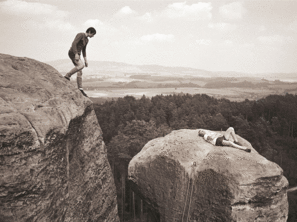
224,127,238,143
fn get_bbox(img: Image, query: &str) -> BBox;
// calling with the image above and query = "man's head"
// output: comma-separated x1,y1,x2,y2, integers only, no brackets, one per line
198,129,206,137
86,27,96,38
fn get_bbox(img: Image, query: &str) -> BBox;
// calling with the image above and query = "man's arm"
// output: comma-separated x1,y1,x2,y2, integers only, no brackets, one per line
82,45,87,58
82,45,88,67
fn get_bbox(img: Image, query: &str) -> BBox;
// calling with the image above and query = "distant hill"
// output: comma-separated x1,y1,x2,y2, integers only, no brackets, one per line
47,59,297,82
47,60,244,78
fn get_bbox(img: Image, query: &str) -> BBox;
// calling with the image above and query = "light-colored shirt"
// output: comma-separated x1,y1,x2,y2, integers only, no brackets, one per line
203,131,223,146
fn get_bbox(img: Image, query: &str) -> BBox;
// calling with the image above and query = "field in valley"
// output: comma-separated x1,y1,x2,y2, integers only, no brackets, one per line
85,86,285,102
50,59,297,102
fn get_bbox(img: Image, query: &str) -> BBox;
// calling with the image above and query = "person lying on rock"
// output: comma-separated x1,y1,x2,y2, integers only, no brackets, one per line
64,27,96,97
198,127,251,152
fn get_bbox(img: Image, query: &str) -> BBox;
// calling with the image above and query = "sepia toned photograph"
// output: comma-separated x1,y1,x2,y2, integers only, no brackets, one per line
0,0,297,221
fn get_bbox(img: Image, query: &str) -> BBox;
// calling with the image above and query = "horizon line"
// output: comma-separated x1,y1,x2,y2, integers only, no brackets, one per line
45,58,297,75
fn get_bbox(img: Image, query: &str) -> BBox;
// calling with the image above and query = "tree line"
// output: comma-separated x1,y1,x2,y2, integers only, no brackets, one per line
93,93,297,222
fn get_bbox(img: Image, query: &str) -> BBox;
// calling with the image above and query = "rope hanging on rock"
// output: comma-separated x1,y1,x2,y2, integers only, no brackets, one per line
187,176,195,222
182,161,196,222
181,175,190,222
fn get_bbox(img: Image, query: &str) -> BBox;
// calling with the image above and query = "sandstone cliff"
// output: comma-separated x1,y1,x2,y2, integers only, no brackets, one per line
128,129,288,222
0,54,119,222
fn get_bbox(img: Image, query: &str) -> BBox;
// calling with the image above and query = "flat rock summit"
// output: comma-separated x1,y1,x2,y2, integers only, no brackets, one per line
128,129,289,222
0,54,119,221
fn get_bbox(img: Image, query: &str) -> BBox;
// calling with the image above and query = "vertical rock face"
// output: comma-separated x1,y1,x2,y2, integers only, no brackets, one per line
128,129,289,222
0,54,119,222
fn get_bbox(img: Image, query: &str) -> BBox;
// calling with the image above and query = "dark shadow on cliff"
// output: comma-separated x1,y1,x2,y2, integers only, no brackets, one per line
190,169,235,222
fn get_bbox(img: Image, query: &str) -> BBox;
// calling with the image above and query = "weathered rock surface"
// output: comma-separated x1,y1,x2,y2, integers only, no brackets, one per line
128,129,288,222
0,53,119,222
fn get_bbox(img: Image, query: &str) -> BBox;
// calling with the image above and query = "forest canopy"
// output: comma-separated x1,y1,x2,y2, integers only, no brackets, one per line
93,93,297,222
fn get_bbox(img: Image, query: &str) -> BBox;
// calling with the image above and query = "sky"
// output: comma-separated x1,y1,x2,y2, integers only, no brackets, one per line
0,0,297,74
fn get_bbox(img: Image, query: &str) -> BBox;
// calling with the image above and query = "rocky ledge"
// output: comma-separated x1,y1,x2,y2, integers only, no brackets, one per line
0,54,119,222
128,129,288,222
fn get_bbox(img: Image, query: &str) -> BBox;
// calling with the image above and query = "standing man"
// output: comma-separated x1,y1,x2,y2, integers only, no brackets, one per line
64,27,96,97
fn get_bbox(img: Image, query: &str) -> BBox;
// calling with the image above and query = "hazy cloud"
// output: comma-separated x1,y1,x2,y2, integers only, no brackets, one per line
84,19,102,27
208,22,237,31
84,19,117,35
140,33,175,42
0,0,66,16
139,12,154,23
258,35,294,44
115,6,137,17
196,39,211,45
221,41,254,49
288,20,297,32
0,0,73,30
219,2,246,20
163,2,212,20
223,40,233,46
259,25,267,32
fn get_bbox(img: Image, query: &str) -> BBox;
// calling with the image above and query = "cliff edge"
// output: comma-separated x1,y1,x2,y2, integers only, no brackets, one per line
0,54,119,222
128,129,288,222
